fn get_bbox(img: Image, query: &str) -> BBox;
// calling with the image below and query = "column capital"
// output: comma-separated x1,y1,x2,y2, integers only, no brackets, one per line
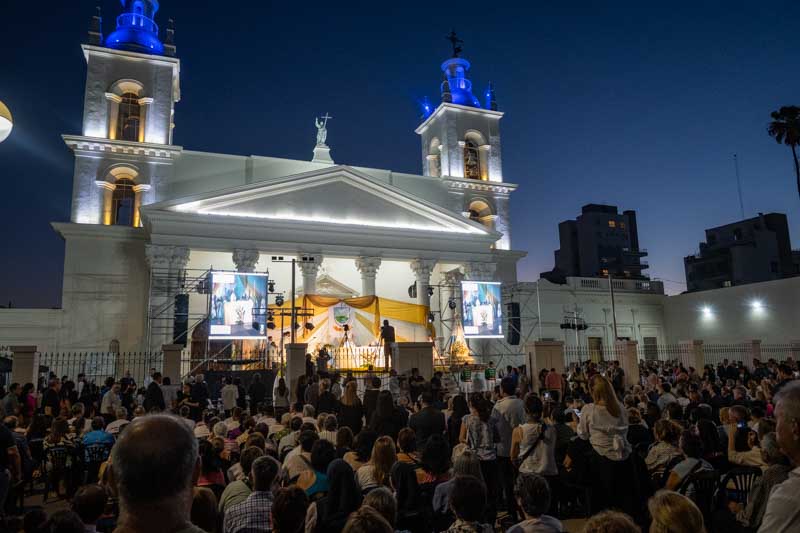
132,183,151,193
95,180,116,191
464,261,496,281
355,256,382,277
145,244,190,270
297,255,323,276
441,268,465,286
104,92,122,103
409,259,436,280
232,249,260,273
137,97,154,105
170,246,191,270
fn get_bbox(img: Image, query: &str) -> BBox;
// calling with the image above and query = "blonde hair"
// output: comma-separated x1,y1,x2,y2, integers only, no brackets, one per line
342,380,359,406
369,436,397,487
581,510,640,533
590,375,621,418
648,490,706,533
719,407,730,425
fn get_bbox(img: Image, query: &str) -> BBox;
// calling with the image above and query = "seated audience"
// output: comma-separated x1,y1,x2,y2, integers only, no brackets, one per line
271,486,308,533
648,490,706,533
223,455,281,533
508,473,563,533
445,475,493,533
356,435,396,492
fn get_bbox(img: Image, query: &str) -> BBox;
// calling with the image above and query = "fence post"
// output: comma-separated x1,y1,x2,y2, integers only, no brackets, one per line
286,343,308,401
11,346,39,387
679,340,704,371
529,341,565,393
616,340,640,389
162,344,183,383
791,340,800,362
746,339,760,370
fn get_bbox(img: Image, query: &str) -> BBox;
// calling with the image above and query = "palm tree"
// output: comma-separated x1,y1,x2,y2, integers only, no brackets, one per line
767,106,800,199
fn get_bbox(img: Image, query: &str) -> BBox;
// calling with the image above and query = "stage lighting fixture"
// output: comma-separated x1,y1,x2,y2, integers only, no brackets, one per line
275,295,285,307
427,286,435,297
268,280,275,292
293,322,301,330
305,321,315,331
448,297,457,310
267,321,276,330
427,312,435,323
408,283,417,298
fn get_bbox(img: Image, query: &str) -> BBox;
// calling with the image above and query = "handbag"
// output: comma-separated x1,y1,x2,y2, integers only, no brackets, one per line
513,423,548,469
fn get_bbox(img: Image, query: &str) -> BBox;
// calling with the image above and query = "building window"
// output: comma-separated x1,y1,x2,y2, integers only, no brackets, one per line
608,220,616,228
601,268,609,277
112,178,136,226
619,222,626,230
117,93,140,141
770,261,779,274
464,140,481,180
733,228,742,241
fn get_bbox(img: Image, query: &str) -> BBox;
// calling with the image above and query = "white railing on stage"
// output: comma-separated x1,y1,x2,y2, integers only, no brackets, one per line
331,345,386,370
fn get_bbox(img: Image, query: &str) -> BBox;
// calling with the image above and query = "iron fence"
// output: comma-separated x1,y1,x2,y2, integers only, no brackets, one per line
759,343,798,362
37,351,164,387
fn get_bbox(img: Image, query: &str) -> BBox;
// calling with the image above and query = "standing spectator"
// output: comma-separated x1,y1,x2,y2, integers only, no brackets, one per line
221,377,239,416
577,375,637,517
143,372,165,412
447,395,469,450
42,378,62,417
234,377,247,410
544,368,563,401
459,393,499,524
191,374,210,420
363,377,382,424
2,383,19,417
493,377,526,522
338,380,364,435
370,391,405,441
0,420,20,511
317,379,340,415
273,378,290,418
100,382,122,423
248,373,267,410
111,415,206,533
657,383,677,411
409,391,446,450
511,394,557,479
758,381,800,532
224,456,281,533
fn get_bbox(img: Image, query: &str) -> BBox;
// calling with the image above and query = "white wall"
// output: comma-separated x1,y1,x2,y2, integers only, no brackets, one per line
0,309,62,352
663,276,800,343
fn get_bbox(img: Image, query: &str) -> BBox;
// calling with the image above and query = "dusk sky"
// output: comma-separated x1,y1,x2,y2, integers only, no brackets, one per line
2,1,799,308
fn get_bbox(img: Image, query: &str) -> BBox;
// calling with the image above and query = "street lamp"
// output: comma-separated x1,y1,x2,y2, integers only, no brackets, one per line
0,100,12,143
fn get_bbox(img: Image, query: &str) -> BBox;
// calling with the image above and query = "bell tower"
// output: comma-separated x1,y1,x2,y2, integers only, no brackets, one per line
415,33,512,250
66,0,181,226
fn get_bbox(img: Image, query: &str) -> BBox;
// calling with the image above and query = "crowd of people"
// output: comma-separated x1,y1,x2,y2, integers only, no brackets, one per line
0,354,797,533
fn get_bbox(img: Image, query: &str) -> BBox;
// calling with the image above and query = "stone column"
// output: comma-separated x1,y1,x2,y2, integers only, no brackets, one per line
96,181,116,225
464,261,497,281
137,97,153,143
132,184,151,227
162,343,183,384
105,93,122,139
297,256,323,295
616,340,640,388
145,244,191,350
285,343,308,399
478,144,490,181
232,249,260,273
441,269,465,354
11,346,38,388
679,340,704,371
410,259,437,307
355,257,382,296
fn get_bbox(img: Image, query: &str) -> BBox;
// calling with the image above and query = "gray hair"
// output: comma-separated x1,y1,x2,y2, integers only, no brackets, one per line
303,404,316,418
760,432,785,464
775,381,800,425
452,449,483,480
212,422,227,438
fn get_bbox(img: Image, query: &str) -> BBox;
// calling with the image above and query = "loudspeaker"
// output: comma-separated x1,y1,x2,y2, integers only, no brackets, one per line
173,294,189,346
506,301,520,345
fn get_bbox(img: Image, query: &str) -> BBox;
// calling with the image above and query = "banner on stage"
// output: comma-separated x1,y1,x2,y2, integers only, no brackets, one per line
329,303,354,343
461,281,503,338
209,272,268,339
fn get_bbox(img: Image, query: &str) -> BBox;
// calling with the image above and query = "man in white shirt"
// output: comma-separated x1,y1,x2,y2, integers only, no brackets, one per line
101,383,122,420
106,407,130,436
758,380,800,532
221,377,239,416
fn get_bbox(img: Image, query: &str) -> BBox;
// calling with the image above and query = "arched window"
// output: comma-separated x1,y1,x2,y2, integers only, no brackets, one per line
464,139,481,180
112,178,136,226
467,199,493,230
117,93,140,141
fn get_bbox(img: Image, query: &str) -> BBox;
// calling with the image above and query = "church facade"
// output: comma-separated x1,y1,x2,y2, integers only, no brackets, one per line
7,1,526,358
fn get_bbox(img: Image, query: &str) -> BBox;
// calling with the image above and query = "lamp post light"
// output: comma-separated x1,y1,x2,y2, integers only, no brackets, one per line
0,100,12,143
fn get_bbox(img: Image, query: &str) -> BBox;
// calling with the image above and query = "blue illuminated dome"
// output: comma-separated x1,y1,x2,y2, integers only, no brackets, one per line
106,0,164,55
441,58,482,108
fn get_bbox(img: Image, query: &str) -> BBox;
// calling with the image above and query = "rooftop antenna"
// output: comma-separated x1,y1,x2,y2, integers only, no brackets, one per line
733,153,745,219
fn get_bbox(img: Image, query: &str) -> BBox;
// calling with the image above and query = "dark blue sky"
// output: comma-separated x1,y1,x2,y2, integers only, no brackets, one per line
2,1,799,307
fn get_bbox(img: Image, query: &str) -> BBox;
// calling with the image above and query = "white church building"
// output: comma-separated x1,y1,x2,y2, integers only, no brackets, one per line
2,0,525,362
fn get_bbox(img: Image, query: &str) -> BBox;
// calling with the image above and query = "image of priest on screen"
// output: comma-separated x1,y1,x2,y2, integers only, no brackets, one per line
462,282,502,337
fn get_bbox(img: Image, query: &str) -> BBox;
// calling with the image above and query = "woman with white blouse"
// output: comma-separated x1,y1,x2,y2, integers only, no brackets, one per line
577,374,639,517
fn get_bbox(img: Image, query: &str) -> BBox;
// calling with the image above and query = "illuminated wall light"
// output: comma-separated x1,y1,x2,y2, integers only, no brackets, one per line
701,306,713,318
750,300,763,311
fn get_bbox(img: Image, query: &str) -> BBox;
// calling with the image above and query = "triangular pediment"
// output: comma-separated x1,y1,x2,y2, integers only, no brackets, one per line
298,274,358,299
154,166,493,236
